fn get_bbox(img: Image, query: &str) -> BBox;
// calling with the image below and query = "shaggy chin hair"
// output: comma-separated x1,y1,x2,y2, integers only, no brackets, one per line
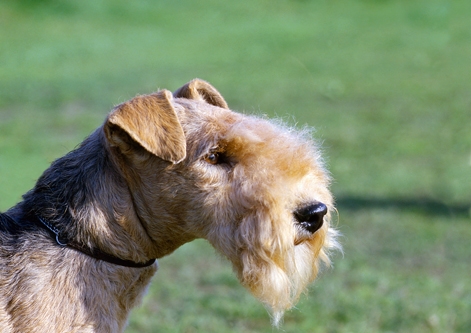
235,219,340,326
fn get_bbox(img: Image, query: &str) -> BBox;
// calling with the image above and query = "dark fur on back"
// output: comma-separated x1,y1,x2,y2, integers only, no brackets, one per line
23,129,109,224
8,129,129,248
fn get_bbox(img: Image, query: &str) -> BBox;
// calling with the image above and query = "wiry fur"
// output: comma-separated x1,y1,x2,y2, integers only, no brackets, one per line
0,79,339,332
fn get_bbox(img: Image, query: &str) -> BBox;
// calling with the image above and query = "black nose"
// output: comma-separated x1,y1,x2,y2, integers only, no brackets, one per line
294,202,328,234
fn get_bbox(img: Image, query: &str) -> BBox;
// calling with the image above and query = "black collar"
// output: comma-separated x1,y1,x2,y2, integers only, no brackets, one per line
26,214,155,268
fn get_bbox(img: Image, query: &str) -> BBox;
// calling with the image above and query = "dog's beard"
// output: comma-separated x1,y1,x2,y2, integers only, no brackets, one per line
239,240,328,326
222,212,330,326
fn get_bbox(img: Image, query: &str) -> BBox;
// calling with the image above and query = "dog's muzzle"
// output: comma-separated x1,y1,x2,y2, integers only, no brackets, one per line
294,202,327,234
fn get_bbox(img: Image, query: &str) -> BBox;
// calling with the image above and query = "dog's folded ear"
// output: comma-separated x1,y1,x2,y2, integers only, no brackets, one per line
105,89,186,164
173,79,229,109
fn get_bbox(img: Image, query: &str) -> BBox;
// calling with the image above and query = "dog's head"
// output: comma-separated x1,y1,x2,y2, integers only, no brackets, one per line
104,79,339,324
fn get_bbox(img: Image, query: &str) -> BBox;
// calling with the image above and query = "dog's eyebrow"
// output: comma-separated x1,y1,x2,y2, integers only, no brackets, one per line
193,139,228,159
209,145,226,153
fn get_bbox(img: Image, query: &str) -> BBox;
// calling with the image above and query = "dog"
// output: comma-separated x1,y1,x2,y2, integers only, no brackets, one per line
0,79,339,332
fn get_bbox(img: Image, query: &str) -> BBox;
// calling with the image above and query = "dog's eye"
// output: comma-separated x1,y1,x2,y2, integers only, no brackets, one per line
203,150,229,165
204,152,221,165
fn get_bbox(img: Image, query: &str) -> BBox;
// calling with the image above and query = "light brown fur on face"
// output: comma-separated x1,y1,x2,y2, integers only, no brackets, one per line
0,79,339,332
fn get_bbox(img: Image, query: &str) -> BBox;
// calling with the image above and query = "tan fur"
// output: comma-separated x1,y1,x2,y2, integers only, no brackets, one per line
0,79,339,332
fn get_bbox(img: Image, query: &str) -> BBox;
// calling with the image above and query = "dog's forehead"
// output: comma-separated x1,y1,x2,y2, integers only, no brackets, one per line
174,98,298,142
174,98,239,137
174,98,323,177
174,98,288,148
174,98,238,122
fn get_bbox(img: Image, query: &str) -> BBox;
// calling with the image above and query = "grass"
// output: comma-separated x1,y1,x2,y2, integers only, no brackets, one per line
1,0,470,332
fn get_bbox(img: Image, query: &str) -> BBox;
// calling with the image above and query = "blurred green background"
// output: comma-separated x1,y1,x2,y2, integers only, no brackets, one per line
1,0,470,332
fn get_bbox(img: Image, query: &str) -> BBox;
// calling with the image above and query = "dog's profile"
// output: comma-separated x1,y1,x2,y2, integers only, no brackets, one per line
0,79,339,332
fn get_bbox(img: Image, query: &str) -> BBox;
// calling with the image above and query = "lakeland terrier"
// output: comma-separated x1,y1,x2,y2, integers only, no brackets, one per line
0,79,339,332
